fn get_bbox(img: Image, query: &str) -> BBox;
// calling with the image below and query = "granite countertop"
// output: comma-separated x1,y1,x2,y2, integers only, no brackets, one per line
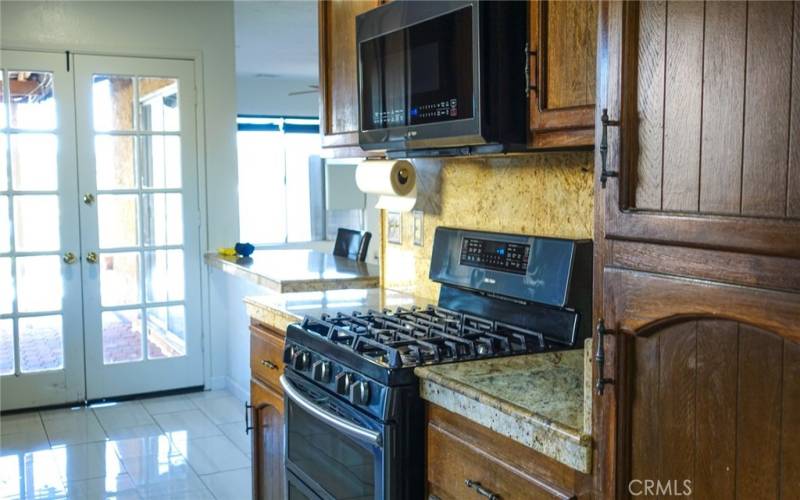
244,287,432,332
205,249,380,293
416,340,593,473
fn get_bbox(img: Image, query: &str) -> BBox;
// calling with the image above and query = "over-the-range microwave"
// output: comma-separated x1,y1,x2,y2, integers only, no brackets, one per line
356,0,528,158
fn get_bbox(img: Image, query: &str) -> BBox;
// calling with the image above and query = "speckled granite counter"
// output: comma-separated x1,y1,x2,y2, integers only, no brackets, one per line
244,288,431,332
205,249,380,293
416,340,593,473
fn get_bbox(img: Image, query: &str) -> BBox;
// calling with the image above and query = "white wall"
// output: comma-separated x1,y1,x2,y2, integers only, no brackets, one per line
1,0,239,394
237,75,319,117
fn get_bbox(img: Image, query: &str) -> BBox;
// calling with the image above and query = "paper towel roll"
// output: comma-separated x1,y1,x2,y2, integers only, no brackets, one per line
355,160,416,197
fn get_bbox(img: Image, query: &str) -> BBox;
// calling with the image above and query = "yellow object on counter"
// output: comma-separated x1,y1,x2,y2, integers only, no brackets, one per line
217,247,238,256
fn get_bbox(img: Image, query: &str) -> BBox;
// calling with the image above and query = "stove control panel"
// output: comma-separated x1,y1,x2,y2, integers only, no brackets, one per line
460,237,530,274
284,342,387,417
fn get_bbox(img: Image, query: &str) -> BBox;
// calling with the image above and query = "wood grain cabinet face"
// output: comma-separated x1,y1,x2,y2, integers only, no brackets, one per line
620,320,800,500
594,2,800,498
251,380,285,500
318,0,381,155
601,0,800,258
425,404,587,500
529,0,598,148
250,326,285,391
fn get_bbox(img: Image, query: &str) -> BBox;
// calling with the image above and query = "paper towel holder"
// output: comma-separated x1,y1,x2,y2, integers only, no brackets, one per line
356,158,441,214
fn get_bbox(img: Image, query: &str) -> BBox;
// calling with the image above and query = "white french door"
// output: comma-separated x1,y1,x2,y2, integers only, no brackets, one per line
0,51,203,410
0,51,86,409
74,55,202,400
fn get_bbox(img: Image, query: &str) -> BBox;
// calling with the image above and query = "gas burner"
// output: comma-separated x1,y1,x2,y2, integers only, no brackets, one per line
300,306,548,369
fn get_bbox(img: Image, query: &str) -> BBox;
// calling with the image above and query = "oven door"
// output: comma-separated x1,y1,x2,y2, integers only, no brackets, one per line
280,374,387,500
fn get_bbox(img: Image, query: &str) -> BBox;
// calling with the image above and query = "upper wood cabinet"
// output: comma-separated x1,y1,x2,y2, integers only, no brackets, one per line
593,2,800,497
528,0,598,148
318,0,380,156
599,0,800,259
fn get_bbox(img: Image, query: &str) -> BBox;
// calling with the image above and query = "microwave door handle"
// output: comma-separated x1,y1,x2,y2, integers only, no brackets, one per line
280,375,383,448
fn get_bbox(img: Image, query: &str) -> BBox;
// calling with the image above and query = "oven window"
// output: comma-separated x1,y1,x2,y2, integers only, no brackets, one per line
288,400,376,500
360,6,474,130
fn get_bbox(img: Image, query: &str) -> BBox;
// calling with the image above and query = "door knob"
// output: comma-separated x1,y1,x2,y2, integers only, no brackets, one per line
83,193,95,205
86,251,98,264
62,252,77,264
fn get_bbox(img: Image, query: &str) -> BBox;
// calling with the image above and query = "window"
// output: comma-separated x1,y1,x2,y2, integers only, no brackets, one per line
237,116,321,244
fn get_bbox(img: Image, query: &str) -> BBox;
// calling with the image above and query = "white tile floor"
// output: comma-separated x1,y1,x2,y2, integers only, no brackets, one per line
0,390,252,500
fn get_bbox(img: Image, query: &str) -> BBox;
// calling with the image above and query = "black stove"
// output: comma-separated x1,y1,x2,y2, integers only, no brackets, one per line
281,227,592,500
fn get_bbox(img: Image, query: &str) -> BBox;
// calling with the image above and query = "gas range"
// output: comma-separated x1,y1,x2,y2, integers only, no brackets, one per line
281,227,592,500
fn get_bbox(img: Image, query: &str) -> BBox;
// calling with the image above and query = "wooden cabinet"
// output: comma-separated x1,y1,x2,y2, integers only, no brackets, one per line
426,404,590,500
249,321,287,500
528,0,597,148
251,378,285,500
593,2,800,497
318,0,381,157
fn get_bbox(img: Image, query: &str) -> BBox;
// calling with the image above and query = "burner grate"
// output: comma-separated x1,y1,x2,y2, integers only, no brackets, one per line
300,306,551,368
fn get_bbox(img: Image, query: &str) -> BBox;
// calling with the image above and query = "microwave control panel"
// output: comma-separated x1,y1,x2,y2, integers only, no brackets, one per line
410,98,459,122
460,237,530,274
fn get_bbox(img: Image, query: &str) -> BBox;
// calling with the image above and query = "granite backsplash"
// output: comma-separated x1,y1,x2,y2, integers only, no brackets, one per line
380,152,594,301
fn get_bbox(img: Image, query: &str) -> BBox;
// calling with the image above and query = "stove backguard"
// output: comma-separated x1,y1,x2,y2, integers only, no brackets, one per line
430,227,593,346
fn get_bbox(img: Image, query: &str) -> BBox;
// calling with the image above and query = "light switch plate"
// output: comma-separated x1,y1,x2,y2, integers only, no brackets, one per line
387,212,402,244
412,211,423,246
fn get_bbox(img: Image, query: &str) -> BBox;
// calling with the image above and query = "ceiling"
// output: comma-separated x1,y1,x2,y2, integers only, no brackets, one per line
234,0,319,80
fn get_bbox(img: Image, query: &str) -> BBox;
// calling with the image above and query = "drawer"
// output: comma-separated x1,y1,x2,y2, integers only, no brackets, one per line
250,327,284,391
427,422,574,500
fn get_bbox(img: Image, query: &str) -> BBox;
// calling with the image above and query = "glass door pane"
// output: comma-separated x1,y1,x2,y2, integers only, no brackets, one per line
0,50,85,410
75,54,201,399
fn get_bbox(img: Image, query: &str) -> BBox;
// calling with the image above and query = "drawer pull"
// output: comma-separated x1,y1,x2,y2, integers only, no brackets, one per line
244,402,253,435
465,479,500,500
260,359,278,370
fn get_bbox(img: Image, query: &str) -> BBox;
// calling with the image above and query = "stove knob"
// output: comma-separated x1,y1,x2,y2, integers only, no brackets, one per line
282,346,295,364
335,372,353,395
292,350,310,371
349,381,371,406
311,360,331,383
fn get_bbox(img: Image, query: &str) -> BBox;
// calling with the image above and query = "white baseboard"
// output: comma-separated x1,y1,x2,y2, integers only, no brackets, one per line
225,377,249,403
206,376,227,391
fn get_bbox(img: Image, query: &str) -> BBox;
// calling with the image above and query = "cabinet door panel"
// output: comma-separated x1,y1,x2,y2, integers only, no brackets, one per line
601,0,800,258
251,380,285,500
318,0,380,151
595,267,800,498
619,315,799,499
529,0,597,148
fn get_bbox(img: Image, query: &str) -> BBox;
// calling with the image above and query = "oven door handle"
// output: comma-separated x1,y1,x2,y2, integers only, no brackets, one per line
280,375,383,448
